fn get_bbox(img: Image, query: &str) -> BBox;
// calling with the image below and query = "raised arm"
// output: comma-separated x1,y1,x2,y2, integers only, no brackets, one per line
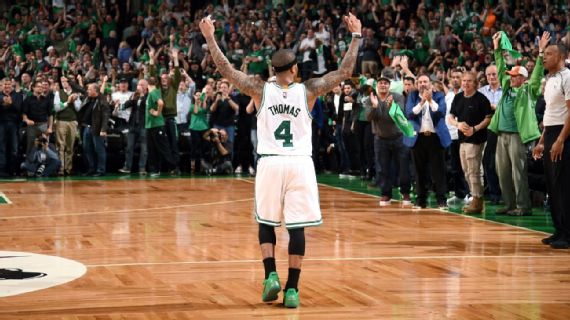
199,16,264,105
304,13,362,108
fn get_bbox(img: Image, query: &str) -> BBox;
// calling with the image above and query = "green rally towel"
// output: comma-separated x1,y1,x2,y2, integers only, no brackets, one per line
388,102,415,137
499,31,522,59
12,43,25,59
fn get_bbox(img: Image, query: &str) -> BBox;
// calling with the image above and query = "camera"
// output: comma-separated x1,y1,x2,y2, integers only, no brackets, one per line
209,131,219,139
38,137,48,144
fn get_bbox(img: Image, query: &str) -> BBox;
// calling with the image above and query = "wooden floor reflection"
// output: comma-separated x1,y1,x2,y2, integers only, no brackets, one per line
1,178,569,319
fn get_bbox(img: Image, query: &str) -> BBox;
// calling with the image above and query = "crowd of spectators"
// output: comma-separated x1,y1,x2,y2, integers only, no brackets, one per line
0,1,569,215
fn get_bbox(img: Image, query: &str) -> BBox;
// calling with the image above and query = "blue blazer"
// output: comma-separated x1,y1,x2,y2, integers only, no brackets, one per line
403,90,451,148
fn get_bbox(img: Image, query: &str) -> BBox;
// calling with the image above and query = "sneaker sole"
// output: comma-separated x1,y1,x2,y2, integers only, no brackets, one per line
284,300,299,308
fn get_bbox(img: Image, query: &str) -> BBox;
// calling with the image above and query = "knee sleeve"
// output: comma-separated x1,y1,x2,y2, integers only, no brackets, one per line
288,228,305,256
258,223,276,245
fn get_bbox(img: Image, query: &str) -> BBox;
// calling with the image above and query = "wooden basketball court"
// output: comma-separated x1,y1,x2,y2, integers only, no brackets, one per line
1,177,569,319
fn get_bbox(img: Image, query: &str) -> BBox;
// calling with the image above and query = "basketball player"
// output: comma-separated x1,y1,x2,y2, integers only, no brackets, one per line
200,13,362,308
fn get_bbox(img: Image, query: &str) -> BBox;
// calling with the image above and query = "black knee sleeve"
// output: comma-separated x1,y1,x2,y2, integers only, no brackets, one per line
258,223,276,245
288,228,305,256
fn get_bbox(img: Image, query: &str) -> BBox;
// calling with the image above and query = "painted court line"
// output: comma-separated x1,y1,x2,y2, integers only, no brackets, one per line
0,198,254,220
86,254,570,268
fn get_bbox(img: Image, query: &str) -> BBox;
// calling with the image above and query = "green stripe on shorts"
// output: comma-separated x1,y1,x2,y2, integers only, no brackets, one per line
285,218,323,229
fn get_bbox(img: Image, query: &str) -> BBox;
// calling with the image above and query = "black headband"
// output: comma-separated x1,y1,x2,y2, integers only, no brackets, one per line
273,60,297,73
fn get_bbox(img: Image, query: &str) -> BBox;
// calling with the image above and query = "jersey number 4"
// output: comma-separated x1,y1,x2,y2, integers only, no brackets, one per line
273,120,293,147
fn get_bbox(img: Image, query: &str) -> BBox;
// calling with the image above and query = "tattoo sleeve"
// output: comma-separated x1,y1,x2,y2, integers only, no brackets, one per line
305,38,360,101
204,36,264,100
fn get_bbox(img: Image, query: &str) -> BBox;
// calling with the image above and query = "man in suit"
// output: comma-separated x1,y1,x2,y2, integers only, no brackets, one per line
404,74,452,209
78,83,110,176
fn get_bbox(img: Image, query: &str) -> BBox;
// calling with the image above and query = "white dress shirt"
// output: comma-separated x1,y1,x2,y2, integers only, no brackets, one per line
413,99,439,133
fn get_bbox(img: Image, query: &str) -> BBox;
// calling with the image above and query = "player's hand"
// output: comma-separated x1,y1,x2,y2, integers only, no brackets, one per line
199,15,215,39
343,13,361,34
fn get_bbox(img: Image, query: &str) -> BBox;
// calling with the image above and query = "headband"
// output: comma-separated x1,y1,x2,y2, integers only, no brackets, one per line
273,60,297,73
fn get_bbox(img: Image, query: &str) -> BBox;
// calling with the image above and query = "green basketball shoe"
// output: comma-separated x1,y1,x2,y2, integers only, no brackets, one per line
283,288,299,308
262,272,281,302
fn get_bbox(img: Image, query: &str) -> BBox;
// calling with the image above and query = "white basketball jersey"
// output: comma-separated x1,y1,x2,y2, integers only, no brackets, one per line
257,82,313,156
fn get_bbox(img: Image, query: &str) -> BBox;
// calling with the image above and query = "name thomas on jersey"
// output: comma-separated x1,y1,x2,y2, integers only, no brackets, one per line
268,104,301,117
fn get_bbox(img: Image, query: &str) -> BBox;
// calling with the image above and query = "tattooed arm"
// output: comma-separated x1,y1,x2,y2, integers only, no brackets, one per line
199,16,264,105
305,13,362,110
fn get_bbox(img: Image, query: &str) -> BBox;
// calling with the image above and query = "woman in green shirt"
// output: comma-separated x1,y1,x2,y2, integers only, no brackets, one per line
189,91,210,173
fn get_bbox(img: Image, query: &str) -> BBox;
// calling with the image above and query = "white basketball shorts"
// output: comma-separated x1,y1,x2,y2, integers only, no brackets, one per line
254,155,322,229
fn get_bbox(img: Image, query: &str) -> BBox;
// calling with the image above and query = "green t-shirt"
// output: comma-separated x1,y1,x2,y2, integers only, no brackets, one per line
498,88,518,132
189,103,209,131
413,48,430,65
247,50,267,75
102,21,117,38
146,88,165,129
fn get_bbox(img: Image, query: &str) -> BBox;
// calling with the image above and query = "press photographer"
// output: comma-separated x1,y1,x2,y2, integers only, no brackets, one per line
201,128,233,175
20,134,61,178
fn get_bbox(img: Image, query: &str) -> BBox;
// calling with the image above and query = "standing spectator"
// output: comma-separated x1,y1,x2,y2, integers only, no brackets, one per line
176,71,195,159
245,98,259,174
360,28,380,77
448,72,493,214
533,41,570,249
119,80,148,175
299,29,316,81
233,90,254,175
0,79,23,177
149,45,182,174
339,82,359,176
352,84,374,180
22,81,53,155
145,77,178,177
210,81,239,147
446,68,470,206
488,32,546,216
78,83,110,177
53,76,81,176
111,77,134,132
367,76,412,206
405,75,451,209
189,91,209,174
479,64,503,205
